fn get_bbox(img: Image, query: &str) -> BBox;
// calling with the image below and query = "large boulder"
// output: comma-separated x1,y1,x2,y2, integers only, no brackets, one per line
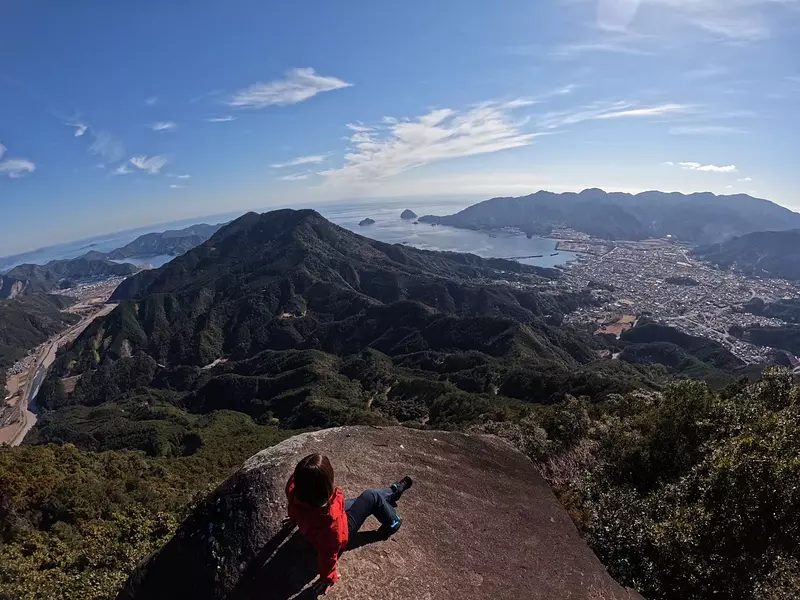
117,427,641,600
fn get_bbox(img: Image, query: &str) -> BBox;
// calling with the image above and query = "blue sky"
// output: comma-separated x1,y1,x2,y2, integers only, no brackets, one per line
1,0,798,255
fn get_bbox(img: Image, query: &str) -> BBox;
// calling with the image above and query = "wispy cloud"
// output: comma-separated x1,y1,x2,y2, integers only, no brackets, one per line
130,155,168,174
678,161,737,173
590,0,794,42
169,184,184,189
279,173,310,181
537,101,690,129
145,96,159,106
0,144,35,178
271,155,326,168
89,131,125,163
113,164,132,176
682,66,731,81
205,115,236,122
320,100,536,188
149,121,177,132
738,177,753,182
551,40,654,58
228,68,352,109
176,174,190,179
669,125,747,135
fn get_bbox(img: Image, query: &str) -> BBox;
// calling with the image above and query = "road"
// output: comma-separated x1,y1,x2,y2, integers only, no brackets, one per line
1,303,117,446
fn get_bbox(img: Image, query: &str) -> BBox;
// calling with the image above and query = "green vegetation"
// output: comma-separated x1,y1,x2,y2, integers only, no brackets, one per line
0,414,288,600
477,368,800,599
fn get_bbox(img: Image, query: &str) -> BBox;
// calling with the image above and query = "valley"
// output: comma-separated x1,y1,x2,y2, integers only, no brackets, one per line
0,286,121,446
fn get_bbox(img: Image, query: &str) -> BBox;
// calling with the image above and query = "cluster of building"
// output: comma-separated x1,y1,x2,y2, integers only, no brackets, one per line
554,230,800,364
51,276,128,303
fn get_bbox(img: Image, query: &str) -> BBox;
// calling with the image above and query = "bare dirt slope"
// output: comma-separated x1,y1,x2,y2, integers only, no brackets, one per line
117,426,641,600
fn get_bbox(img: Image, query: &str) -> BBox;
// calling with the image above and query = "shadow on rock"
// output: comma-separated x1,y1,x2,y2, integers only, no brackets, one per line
231,524,388,600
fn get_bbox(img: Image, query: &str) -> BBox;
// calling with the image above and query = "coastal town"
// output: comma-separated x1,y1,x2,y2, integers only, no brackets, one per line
554,228,799,364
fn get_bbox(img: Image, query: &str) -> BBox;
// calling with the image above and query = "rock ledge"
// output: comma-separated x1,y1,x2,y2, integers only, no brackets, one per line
118,426,640,600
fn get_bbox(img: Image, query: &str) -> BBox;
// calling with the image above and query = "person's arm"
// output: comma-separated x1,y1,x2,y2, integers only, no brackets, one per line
317,541,340,587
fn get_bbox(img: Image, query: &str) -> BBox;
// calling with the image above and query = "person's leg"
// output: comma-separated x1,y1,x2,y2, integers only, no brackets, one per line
345,489,398,539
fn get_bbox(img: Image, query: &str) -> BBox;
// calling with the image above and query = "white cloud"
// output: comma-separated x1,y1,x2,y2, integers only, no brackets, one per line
726,185,734,188
537,101,690,129
0,158,35,178
669,125,747,135
320,100,537,188
177,174,191,179
271,155,326,168
228,68,352,109
0,143,35,178
113,164,132,176
130,155,168,174
68,123,88,137
279,173,310,181
149,121,177,132
678,161,737,173
89,131,125,163
738,177,753,182
206,115,236,122
145,96,159,106
169,184,184,189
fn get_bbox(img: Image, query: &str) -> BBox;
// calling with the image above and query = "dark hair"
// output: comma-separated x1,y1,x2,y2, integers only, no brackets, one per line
293,453,334,507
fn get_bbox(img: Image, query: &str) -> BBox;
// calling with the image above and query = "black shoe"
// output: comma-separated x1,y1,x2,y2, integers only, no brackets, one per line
390,476,413,504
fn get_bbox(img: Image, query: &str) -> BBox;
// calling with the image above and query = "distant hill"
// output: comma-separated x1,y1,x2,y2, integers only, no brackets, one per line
106,223,223,260
695,229,800,280
0,254,139,299
0,294,78,388
419,189,800,244
45,209,659,435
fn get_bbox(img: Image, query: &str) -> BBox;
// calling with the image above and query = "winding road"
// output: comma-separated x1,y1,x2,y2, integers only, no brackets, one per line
1,303,117,446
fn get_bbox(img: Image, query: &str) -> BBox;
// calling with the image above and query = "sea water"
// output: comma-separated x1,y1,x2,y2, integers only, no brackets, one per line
1,198,575,271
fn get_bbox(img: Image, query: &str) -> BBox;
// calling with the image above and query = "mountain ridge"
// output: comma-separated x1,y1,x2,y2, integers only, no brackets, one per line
695,229,800,280
419,189,800,243
106,223,224,260
0,254,139,299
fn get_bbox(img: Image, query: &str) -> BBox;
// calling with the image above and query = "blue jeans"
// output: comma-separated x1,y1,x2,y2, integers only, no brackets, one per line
344,488,397,539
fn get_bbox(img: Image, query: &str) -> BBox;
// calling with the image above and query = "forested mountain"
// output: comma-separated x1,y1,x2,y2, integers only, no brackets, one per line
5,208,795,600
39,209,748,448
0,294,78,387
0,253,138,299
106,223,223,259
419,189,800,243
695,229,800,280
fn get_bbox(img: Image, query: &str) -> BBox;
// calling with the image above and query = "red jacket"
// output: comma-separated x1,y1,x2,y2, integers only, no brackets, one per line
286,475,349,585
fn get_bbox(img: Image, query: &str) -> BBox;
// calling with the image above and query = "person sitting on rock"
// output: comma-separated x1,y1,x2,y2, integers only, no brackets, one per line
285,453,413,596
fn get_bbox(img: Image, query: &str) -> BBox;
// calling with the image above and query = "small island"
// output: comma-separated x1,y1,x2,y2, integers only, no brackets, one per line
358,218,375,226
400,209,417,220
